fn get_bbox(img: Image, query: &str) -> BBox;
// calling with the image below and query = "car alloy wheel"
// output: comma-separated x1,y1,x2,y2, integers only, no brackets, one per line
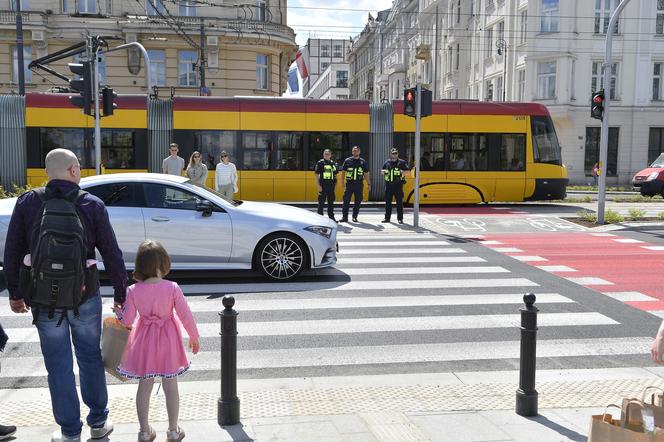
259,235,306,280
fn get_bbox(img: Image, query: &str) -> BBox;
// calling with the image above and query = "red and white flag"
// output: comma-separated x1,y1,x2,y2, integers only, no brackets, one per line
295,47,309,79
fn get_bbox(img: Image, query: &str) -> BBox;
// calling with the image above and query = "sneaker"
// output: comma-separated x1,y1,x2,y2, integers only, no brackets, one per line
166,426,185,441
51,430,81,442
352,217,358,222
398,219,404,224
339,217,348,223
137,426,156,442
381,219,390,223
0,425,16,441
90,419,113,439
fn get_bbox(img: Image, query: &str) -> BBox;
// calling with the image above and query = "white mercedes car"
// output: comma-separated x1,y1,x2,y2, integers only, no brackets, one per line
0,173,338,281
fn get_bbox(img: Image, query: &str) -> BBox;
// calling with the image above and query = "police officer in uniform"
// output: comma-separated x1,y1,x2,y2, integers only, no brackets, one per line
382,148,411,224
340,145,371,223
315,149,338,221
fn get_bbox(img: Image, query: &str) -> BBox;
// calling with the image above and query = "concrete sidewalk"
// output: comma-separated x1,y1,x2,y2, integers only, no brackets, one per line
4,367,664,441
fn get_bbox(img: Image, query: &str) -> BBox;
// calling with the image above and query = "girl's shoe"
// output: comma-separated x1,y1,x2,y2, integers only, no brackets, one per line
137,426,156,442
166,426,185,441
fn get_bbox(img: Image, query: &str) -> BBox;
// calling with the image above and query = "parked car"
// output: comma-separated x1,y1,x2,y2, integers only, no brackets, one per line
633,154,664,197
0,173,337,281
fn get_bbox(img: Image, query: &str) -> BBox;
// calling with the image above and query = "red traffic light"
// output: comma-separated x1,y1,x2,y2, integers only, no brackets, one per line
593,94,604,104
405,91,414,101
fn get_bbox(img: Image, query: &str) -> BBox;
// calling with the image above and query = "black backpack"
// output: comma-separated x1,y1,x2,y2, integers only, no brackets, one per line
25,187,89,325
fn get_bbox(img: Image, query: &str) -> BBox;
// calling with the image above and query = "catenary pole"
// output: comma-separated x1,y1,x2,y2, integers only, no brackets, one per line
597,0,631,224
413,83,422,228
15,0,25,95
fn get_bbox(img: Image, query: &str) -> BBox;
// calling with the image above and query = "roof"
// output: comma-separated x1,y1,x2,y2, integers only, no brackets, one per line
392,100,551,116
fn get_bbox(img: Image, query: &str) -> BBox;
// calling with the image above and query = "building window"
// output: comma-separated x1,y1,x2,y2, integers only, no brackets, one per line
455,43,460,70
333,44,342,58
336,70,348,88
148,50,166,86
497,20,505,40
658,0,664,35
649,128,664,164
179,0,195,16
517,69,526,101
97,53,106,84
485,27,493,58
497,76,503,101
540,0,558,33
585,127,619,176
256,54,269,90
178,50,197,87
485,80,494,101
12,45,31,83
77,0,95,12
321,45,330,57
519,9,527,43
456,0,461,23
146,0,165,15
653,63,664,100
62,0,67,12
595,0,619,34
321,62,329,70
591,61,618,100
10,0,29,11
256,0,266,21
537,61,556,99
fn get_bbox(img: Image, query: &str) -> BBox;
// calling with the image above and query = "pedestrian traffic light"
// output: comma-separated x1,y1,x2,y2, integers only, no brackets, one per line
101,87,117,117
420,87,432,117
68,61,93,116
591,90,605,121
404,88,416,117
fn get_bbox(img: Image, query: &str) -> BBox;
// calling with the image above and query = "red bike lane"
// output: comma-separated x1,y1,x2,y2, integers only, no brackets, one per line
481,232,664,313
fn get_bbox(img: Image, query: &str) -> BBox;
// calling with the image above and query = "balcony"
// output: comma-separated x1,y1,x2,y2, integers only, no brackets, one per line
0,10,46,26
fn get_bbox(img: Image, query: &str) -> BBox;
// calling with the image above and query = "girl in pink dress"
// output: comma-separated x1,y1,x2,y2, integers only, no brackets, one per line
116,240,200,442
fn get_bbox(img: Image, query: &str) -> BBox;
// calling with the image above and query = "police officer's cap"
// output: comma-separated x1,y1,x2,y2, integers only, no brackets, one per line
390,148,399,154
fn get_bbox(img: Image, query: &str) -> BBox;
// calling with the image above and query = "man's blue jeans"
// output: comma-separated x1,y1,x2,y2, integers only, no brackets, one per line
34,294,108,438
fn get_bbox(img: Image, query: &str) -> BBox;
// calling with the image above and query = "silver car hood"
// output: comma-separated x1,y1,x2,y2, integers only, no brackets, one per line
234,201,336,228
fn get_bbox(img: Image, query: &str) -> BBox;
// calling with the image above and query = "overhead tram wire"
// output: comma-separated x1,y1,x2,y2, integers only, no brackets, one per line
139,0,200,49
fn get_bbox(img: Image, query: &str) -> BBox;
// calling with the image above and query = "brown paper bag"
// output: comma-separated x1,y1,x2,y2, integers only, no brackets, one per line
101,316,130,381
622,388,664,428
589,403,664,442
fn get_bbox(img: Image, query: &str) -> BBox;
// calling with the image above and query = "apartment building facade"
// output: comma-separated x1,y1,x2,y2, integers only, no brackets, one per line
301,38,351,97
348,0,664,185
305,62,349,99
0,0,296,96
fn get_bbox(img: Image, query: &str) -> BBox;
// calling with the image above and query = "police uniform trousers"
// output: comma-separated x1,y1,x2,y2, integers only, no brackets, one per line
384,182,404,221
342,181,364,219
317,180,336,219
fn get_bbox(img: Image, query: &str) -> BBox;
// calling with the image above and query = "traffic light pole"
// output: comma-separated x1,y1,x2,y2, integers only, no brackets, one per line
93,42,102,175
597,0,630,224
413,83,422,228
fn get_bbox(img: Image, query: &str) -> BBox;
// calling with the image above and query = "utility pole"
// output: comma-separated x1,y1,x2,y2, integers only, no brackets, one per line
199,20,207,95
597,0,631,224
15,0,25,95
90,36,102,175
433,5,439,99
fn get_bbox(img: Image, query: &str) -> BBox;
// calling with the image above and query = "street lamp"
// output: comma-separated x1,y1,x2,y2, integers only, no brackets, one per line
496,38,507,101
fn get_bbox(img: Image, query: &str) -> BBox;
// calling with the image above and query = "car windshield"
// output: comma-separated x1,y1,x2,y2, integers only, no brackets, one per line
187,180,241,206
650,153,664,168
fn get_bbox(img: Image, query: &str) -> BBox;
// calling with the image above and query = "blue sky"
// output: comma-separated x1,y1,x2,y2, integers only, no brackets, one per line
287,0,394,47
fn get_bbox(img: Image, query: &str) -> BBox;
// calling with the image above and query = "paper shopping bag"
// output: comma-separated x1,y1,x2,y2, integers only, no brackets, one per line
101,316,129,381
588,403,664,442
622,388,664,428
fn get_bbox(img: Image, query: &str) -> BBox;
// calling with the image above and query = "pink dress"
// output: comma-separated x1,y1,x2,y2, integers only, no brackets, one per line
118,280,199,379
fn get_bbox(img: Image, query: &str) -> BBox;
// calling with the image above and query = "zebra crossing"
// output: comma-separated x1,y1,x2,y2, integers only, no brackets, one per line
0,225,660,389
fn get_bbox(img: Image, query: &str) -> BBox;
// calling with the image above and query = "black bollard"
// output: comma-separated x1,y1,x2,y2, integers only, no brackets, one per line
218,295,240,426
516,293,538,417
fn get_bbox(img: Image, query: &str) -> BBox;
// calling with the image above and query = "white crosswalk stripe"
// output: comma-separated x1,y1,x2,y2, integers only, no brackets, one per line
0,231,645,388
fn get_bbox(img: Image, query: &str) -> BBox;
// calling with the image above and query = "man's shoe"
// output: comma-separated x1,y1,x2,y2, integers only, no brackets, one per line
329,217,338,223
352,217,358,222
51,431,81,442
339,217,348,223
90,419,113,439
0,425,16,440
398,219,404,224
381,219,390,223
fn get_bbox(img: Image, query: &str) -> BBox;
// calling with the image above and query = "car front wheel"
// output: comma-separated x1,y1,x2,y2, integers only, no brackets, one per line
255,233,308,281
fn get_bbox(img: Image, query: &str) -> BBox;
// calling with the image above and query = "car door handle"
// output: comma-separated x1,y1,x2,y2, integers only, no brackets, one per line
151,216,170,222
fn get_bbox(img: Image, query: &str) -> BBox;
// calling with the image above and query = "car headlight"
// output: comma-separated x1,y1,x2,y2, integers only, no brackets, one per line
304,226,332,238
647,172,660,181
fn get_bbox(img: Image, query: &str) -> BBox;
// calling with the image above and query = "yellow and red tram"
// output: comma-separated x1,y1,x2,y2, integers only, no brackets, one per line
22,93,567,204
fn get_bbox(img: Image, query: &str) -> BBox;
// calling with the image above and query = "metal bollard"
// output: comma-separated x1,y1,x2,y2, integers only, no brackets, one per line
218,295,240,426
516,293,538,417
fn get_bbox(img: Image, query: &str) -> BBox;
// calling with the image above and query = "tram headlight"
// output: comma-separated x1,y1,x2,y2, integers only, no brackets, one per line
304,226,333,238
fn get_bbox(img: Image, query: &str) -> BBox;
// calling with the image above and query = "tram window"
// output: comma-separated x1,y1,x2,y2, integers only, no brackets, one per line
309,132,346,169
101,129,135,169
195,131,235,170
449,134,488,171
531,116,562,165
243,132,271,170
276,132,304,170
500,134,526,171
405,133,445,170
40,128,88,167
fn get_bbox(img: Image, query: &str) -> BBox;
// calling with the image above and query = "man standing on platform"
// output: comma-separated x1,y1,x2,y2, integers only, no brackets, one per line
162,143,185,176
382,148,411,224
340,146,371,223
315,149,338,222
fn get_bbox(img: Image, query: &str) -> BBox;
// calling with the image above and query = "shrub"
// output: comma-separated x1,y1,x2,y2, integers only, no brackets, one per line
604,209,624,224
658,211,664,220
577,210,597,223
582,195,593,203
627,208,646,220
0,183,34,199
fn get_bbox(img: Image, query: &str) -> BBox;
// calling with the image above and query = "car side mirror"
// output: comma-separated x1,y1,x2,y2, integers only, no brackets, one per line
196,200,213,217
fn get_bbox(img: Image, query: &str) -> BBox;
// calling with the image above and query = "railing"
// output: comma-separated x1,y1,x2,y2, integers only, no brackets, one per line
0,10,46,25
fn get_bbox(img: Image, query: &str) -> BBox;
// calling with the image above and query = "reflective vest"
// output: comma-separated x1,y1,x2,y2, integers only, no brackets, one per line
345,160,365,181
322,163,336,180
384,161,406,183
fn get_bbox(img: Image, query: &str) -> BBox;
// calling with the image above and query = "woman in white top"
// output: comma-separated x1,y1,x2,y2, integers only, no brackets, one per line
215,151,238,199
186,151,208,186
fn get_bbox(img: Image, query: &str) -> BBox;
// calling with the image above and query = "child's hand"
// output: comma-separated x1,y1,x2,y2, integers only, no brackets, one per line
189,337,200,354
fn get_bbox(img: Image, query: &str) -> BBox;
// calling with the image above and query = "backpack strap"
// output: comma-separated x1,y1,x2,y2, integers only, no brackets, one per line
56,310,66,327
